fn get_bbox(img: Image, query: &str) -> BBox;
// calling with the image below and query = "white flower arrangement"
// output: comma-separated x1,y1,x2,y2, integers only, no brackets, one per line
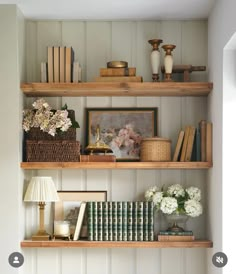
22,98,79,136
145,184,203,217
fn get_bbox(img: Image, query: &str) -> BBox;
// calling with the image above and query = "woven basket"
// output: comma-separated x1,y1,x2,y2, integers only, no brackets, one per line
26,140,80,162
25,110,76,141
140,137,171,162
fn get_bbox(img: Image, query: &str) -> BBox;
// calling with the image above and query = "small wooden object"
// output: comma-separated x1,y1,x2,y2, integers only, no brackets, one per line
161,65,206,82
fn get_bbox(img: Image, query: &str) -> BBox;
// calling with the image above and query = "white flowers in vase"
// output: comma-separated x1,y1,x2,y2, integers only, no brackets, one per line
145,184,203,218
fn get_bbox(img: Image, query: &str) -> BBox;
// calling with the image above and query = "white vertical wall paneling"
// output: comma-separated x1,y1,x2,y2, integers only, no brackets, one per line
161,248,184,274
86,22,111,82
61,249,85,274
61,169,86,190
26,21,37,82
37,249,60,274
185,248,206,274
87,249,109,274
136,21,161,81
111,248,136,274
181,21,208,82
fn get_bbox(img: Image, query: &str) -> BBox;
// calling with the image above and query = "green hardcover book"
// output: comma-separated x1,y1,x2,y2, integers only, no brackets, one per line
137,201,144,241
87,202,94,241
127,202,133,241
159,230,193,236
93,201,98,241
102,202,109,241
108,201,113,241
143,201,149,241
97,201,103,241
117,202,123,241
122,201,128,241
112,202,118,241
148,202,154,241
132,202,138,241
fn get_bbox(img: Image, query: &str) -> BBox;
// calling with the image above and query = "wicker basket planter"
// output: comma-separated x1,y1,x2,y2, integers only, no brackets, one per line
26,140,80,162
140,137,171,162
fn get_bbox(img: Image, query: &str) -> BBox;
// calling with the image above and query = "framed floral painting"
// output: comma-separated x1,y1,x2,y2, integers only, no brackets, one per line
85,107,158,161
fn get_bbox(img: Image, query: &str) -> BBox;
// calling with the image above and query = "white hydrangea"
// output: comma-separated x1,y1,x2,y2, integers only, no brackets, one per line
186,186,201,201
160,197,178,214
167,184,185,197
144,186,159,201
184,199,203,217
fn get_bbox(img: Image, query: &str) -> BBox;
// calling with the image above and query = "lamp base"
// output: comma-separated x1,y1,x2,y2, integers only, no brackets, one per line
32,231,51,241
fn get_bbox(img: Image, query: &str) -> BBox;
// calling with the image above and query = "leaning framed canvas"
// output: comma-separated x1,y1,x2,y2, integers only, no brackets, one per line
54,191,107,238
85,107,158,161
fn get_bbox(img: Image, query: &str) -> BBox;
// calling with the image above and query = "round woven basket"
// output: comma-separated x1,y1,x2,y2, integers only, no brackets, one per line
140,137,171,162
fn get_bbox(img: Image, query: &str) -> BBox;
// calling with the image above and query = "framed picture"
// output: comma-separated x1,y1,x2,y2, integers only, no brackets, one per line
54,191,107,238
86,107,158,161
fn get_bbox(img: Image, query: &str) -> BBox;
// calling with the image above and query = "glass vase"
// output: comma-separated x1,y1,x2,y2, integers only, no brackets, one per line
165,213,189,232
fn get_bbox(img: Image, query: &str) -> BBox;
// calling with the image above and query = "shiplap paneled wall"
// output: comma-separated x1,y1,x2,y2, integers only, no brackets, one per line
23,20,208,274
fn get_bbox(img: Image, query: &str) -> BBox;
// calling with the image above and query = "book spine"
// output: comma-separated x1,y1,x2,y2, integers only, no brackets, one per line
93,201,98,241
143,201,149,241
97,201,103,241
122,202,128,241
137,201,144,241
87,202,94,241
159,230,193,235
117,202,123,241
102,202,109,241
127,202,133,241
108,202,113,241
148,202,154,241
112,202,118,241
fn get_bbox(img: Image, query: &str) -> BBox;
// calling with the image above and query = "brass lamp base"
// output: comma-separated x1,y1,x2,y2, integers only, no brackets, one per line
32,231,51,241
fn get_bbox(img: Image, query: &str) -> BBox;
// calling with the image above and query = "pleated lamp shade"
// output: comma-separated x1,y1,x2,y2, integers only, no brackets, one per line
24,176,59,202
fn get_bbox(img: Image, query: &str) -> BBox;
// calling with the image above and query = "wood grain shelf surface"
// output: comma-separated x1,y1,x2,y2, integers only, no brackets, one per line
20,161,212,170
20,82,213,97
21,240,213,248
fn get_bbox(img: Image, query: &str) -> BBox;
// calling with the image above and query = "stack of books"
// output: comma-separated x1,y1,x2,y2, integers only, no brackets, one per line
87,201,154,241
95,67,143,82
158,230,195,241
172,119,212,162
41,46,82,83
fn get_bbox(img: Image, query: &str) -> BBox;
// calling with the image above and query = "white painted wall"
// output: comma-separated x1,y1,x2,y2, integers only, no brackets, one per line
208,1,236,274
0,4,25,274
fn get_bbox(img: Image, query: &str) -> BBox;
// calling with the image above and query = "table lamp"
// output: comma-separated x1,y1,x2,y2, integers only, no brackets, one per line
24,176,59,241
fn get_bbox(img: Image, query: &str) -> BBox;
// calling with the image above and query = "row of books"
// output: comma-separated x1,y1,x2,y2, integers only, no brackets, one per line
41,46,82,83
173,120,212,162
87,201,154,241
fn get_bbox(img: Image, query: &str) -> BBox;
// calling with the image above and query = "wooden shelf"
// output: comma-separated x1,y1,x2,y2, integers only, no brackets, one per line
21,240,213,248
20,161,212,170
20,82,213,97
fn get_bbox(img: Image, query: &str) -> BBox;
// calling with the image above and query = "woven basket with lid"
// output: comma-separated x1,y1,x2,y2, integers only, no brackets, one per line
140,137,171,162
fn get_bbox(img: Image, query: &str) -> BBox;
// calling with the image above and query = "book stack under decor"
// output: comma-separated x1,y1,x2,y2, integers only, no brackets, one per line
87,201,154,241
158,230,195,241
41,46,82,83
172,120,212,162
95,61,143,82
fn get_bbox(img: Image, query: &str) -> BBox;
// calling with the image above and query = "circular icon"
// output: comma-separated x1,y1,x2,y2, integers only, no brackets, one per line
8,252,24,268
212,252,228,268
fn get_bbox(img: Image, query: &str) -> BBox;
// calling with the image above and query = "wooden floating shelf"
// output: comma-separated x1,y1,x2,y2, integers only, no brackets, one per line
20,161,212,170
20,82,213,97
21,240,213,248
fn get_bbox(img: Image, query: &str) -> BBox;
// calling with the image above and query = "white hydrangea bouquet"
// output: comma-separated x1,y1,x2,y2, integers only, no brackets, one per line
22,98,79,137
145,184,203,218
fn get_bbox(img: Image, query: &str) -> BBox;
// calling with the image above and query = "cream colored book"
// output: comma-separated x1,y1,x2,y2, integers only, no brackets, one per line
180,126,190,162
185,126,196,161
73,202,87,241
53,46,60,83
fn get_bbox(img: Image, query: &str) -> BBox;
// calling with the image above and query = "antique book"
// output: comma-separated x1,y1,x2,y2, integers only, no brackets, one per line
59,46,65,82
53,46,60,83
94,76,143,82
100,67,136,77
158,235,195,241
73,202,87,241
206,122,213,163
185,126,196,161
47,46,54,83
65,46,74,83
199,120,207,161
180,126,190,161
173,130,185,161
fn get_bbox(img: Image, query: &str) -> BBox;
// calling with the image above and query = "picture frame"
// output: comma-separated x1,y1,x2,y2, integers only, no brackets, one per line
54,191,107,238
85,107,158,161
